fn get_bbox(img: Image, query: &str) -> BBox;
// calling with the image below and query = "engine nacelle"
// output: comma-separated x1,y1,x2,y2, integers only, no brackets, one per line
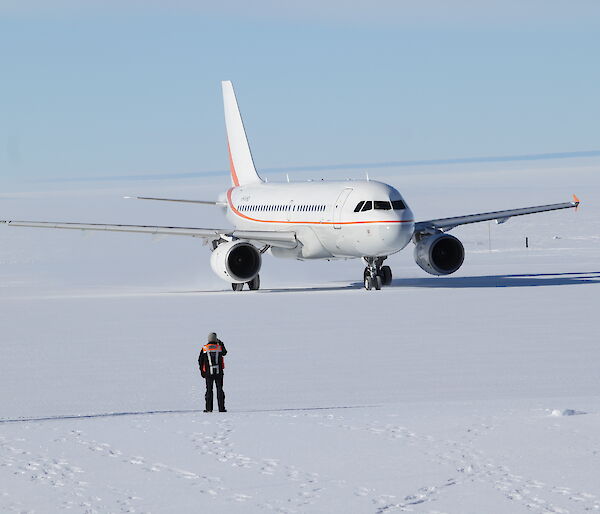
414,232,465,276
210,241,261,283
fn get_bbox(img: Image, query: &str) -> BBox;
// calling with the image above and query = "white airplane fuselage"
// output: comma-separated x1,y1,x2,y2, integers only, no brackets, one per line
0,80,579,292
225,180,415,259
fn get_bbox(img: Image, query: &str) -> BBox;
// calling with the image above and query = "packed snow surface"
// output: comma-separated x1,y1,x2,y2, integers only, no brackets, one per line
1,160,599,513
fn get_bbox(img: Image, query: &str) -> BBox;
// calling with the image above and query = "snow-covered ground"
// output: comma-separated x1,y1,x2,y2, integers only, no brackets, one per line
1,158,599,513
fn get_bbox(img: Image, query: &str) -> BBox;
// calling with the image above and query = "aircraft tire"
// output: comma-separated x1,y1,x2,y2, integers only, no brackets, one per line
247,274,260,291
380,266,392,286
374,275,382,290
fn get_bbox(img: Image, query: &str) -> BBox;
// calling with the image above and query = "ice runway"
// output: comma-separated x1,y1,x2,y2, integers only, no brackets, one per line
1,261,599,513
1,161,599,512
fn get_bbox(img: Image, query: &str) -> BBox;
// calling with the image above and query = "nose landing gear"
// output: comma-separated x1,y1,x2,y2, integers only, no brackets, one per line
364,272,382,290
363,257,392,290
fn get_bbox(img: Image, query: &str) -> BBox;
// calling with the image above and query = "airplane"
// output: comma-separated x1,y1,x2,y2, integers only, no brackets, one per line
1,81,580,291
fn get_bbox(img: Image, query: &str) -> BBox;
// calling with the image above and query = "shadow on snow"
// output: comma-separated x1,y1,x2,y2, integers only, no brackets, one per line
268,271,600,292
387,271,600,289
0,405,375,425
170,271,600,295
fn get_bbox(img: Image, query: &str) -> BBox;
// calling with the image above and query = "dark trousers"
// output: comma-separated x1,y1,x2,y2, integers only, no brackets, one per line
205,373,225,411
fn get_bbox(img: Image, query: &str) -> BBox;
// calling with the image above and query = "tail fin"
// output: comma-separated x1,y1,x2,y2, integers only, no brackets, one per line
222,81,263,186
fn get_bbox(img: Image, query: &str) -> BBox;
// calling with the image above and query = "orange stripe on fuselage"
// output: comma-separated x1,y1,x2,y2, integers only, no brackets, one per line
228,143,240,187
226,188,414,226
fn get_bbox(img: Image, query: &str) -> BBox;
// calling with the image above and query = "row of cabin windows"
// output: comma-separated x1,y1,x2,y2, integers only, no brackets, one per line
238,204,326,213
353,200,406,213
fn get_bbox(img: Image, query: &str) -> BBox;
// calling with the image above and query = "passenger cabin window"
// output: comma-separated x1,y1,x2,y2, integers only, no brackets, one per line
354,201,364,212
361,201,373,212
374,201,391,210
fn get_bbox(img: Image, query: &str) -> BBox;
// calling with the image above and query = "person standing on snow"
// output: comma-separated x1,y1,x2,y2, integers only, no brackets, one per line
199,332,227,413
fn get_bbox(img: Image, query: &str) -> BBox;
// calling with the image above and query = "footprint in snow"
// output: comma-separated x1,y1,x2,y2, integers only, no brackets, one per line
372,494,397,506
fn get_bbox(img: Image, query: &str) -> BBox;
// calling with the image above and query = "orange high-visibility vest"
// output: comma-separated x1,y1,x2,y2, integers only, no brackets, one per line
203,343,224,375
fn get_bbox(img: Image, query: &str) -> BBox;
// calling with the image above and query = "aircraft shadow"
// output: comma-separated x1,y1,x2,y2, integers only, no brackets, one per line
168,271,600,295
268,271,600,292
260,283,363,294
387,271,600,289
171,283,364,295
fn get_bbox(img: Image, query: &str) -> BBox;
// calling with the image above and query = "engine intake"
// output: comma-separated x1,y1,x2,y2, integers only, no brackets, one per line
210,241,261,283
414,233,464,276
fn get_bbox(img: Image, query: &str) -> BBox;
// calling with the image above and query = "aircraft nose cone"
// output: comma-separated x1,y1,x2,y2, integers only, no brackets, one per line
378,223,406,252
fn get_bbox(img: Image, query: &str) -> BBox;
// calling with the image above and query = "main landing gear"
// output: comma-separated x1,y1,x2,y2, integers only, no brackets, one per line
363,257,392,291
231,274,261,292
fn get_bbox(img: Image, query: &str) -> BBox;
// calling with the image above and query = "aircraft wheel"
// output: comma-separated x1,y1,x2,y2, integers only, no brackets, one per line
380,266,392,286
232,283,244,291
247,274,260,291
364,276,373,290
374,275,382,290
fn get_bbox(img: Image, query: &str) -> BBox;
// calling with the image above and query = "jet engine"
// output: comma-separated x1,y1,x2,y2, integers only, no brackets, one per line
210,241,262,283
414,233,464,276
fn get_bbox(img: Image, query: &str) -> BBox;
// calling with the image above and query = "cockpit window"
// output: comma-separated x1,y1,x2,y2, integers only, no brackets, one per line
354,201,364,212
361,201,373,212
374,201,392,210
391,200,406,210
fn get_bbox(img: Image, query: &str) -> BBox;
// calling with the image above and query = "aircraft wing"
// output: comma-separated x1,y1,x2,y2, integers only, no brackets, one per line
124,196,227,206
414,196,579,234
0,220,298,248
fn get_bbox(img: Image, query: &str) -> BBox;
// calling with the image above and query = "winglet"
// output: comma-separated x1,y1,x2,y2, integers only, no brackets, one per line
572,194,580,210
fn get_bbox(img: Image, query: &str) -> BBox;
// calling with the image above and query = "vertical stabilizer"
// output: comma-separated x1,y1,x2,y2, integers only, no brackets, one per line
222,81,263,186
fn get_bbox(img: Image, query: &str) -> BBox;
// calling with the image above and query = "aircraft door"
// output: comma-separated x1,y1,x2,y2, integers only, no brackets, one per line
333,188,353,229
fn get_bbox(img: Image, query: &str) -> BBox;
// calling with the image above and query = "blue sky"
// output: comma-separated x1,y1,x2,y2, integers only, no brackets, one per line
1,2,599,182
